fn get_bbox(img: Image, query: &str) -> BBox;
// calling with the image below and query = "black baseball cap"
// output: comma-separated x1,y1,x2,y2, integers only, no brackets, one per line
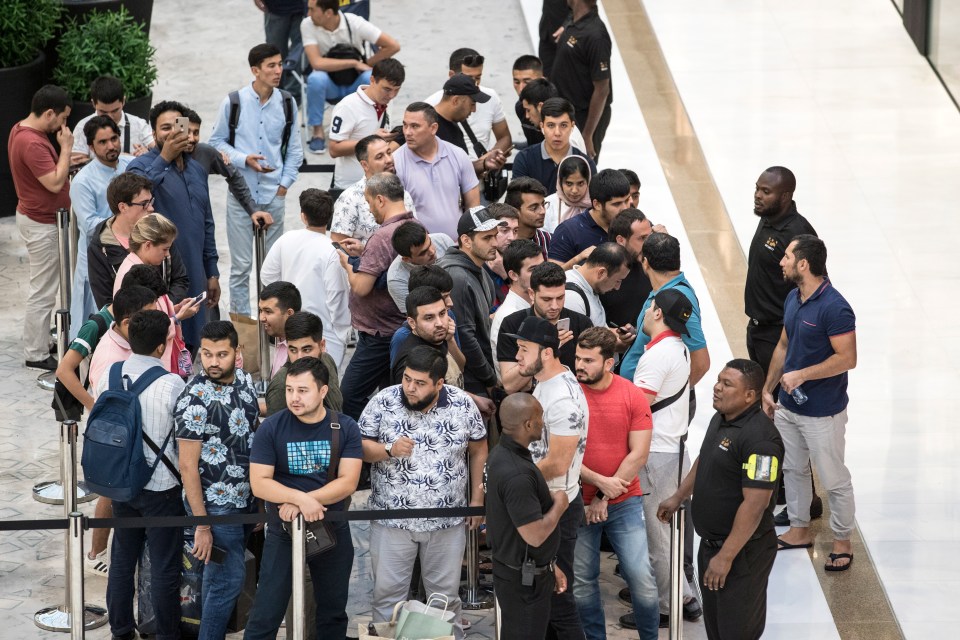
505,316,560,352
654,288,693,335
457,206,506,237
443,73,491,103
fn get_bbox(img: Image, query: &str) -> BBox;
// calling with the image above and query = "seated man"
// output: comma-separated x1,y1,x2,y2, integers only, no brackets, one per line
70,75,153,164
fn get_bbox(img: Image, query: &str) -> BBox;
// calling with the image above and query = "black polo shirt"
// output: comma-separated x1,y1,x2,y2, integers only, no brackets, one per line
744,202,817,325
691,403,784,542
485,435,560,569
497,306,592,372
390,332,449,386
516,98,544,146
435,113,468,154
551,8,613,116
600,262,652,327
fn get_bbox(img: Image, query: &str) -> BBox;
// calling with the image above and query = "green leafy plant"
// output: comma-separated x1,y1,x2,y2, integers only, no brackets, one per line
0,0,62,68
53,7,157,101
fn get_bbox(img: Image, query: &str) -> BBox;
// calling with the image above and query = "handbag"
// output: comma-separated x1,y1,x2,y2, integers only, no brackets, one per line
326,17,365,86
461,120,508,202
395,594,457,640
357,601,455,640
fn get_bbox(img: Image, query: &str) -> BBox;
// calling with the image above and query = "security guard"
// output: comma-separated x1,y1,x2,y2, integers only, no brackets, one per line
484,393,569,640
658,359,784,640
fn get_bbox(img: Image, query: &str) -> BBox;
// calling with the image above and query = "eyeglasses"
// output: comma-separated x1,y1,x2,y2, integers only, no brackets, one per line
128,198,155,209
461,54,485,68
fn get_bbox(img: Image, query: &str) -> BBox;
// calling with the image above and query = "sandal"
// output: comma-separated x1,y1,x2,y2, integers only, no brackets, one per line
824,552,853,572
777,537,812,550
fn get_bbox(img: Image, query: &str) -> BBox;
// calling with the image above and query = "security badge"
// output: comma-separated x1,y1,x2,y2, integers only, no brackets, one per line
743,454,779,482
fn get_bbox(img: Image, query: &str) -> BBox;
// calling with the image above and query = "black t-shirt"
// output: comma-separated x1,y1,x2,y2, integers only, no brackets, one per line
691,403,785,541
484,435,560,569
516,98,544,146
744,202,817,325
391,332,449,385
497,306,592,372
600,262,652,327
551,8,613,116
435,113,469,154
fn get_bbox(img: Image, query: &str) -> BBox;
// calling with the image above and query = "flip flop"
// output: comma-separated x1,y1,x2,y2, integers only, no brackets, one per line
777,537,813,550
824,553,853,572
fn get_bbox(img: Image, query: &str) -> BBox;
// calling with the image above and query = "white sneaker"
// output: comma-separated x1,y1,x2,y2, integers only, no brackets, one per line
85,550,109,577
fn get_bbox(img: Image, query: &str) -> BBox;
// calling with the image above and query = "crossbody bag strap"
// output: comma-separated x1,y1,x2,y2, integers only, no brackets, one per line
328,410,342,483
460,119,487,158
649,381,688,413
143,428,182,483
123,114,130,154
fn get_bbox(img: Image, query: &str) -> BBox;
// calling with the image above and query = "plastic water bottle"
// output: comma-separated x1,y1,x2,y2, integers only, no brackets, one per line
791,386,808,405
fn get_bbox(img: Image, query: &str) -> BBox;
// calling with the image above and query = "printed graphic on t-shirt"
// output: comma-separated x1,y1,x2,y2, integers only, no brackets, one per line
287,441,331,475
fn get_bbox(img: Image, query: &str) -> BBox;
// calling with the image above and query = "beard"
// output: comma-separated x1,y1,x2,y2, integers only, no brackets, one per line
575,368,604,385
206,363,236,383
401,389,438,411
519,357,544,378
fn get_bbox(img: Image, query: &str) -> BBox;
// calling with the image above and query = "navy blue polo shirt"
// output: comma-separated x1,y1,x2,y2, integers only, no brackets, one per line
778,279,856,417
548,210,606,264
511,142,596,197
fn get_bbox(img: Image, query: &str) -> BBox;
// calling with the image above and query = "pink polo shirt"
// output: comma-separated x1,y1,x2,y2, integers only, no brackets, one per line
89,327,133,396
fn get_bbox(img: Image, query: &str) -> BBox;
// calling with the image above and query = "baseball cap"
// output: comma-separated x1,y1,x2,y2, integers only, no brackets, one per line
505,316,560,352
457,206,506,237
654,288,693,335
443,73,491,103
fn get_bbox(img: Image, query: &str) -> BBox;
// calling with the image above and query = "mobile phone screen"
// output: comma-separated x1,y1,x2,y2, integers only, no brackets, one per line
556,318,570,333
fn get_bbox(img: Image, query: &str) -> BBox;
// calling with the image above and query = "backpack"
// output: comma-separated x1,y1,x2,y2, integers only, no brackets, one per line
52,312,109,421
228,89,296,160
81,362,180,502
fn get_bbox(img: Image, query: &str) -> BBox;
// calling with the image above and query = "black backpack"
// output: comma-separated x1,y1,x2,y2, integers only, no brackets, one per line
52,312,110,421
228,89,296,159
324,16,365,86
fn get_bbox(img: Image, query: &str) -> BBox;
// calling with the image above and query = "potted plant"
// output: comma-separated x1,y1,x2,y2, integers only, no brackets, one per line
53,6,157,127
0,0,63,217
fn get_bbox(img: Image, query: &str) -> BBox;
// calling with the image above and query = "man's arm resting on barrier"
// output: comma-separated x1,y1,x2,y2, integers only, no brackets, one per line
701,486,773,591
467,439,488,529
178,440,214,563
535,433,579,482
656,458,700,523
250,462,326,521
517,489,569,548
307,458,362,506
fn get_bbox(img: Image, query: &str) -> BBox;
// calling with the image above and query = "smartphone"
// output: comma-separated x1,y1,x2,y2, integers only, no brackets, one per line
209,545,227,565
556,317,571,333
257,159,275,172
174,116,189,134
331,241,347,254
192,291,208,306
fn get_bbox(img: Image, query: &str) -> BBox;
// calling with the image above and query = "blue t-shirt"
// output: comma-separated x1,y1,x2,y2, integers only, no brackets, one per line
620,274,708,382
249,408,363,522
778,279,856,417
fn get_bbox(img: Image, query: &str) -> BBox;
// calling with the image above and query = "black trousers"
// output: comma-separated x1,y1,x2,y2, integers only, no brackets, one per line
745,321,782,376
546,493,585,640
574,104,613,161
698,530,776,640
494,568,555,640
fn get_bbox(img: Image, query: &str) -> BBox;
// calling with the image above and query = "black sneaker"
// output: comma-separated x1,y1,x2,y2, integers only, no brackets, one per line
619,587,631,604
774,507,789,526
619,613,670,629
26,355,57,371
683,598,703,621
614,562,621,577
810,495,824,519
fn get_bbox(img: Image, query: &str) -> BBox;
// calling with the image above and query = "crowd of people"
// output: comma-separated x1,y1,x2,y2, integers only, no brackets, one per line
6,0,859,639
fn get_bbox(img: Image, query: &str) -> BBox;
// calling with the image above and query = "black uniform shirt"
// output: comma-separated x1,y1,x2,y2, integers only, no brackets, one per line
435,113,469,154
600,262,652,328
497,306,592,372
691,403,784,541
484,435,560,569
551,7,613,115
744,202,817,324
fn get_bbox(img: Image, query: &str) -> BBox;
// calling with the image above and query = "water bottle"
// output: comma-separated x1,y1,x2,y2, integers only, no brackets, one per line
791,386,808,405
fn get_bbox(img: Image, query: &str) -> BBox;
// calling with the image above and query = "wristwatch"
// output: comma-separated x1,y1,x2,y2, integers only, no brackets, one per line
385,442,394,457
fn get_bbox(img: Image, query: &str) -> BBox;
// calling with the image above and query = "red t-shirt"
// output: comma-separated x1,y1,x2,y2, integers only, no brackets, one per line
580,374,653,504
7,122,70,224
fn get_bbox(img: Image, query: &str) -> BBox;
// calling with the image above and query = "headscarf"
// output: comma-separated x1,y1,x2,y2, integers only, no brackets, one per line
555,155,593,210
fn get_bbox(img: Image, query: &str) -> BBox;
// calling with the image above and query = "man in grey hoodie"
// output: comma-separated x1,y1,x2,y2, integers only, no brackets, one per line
437,208,506,395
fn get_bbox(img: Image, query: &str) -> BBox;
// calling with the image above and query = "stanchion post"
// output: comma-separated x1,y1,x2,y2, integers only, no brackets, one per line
669,506,685,640
461,527,493,609
254,223,271,394
36,207,72,392
68,511,85,639
290,514,306,640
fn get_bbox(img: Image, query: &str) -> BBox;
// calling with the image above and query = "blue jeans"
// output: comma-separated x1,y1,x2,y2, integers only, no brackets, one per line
306,70,371,129
107,487,184,640
340,331,393,419
263,10,303,96
243,521,354,639
573,496,659,640
226,192,285,315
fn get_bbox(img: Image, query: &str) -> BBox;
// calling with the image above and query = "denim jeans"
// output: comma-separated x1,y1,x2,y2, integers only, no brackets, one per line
340,331,393,419
107,487,184,640
306,70,372,129
263,10,303,96
547,492,585,640
243,521,354,640
226,192,285,315
573,496,659,640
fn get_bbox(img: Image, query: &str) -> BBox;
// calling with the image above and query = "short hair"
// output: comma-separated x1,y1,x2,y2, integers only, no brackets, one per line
405,101,438,125
315,0,340,12
130,213,177,253
201,321,239,349
539,97,575,122
519,78,558,106
724,358,765,394
530,261,565,291
127,310,170,356
389,125,405,146
577,326,617,361
486,202,518,221
355,134,385,162
764,166,797,194
83,115,120,146
619,169,641,188
790,234,827,277
148,100,188,130
642,232,681,272
112,285,157,323
183,108,201,125
286,356,330,387
371,58,405,85
121,264,167,297
504,177,547,211
513,55,543,73
409,264,453,293
405,286,444,319
299,188,333,228
584,242,629,273
449,47,482,71
404,345,448,382
607,208,648,242
365,172,405,202
391,222,428,257
285,311,324,342
259,281,302,312
590,169,631,206
248,43,281,67
503,239,542,280
89,76,125,104
107,173,153,215
31,85,72,117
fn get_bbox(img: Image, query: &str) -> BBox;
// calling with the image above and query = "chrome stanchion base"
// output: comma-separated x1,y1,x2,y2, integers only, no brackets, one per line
36,371,56,391
34,604,108,632
460,585,494,610
32,480,98,505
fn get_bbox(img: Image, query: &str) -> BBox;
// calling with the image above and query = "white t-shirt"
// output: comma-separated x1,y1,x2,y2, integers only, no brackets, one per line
300,11,381,55
329,86,389,188
530,369,590,501
72,111,154,159
564,266,605,328
490,289,531,379
426,85,507,160
259,229,351,370
632,333,690,453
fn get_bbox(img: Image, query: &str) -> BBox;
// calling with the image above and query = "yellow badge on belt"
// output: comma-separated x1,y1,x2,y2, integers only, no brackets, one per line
743,454,778,482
